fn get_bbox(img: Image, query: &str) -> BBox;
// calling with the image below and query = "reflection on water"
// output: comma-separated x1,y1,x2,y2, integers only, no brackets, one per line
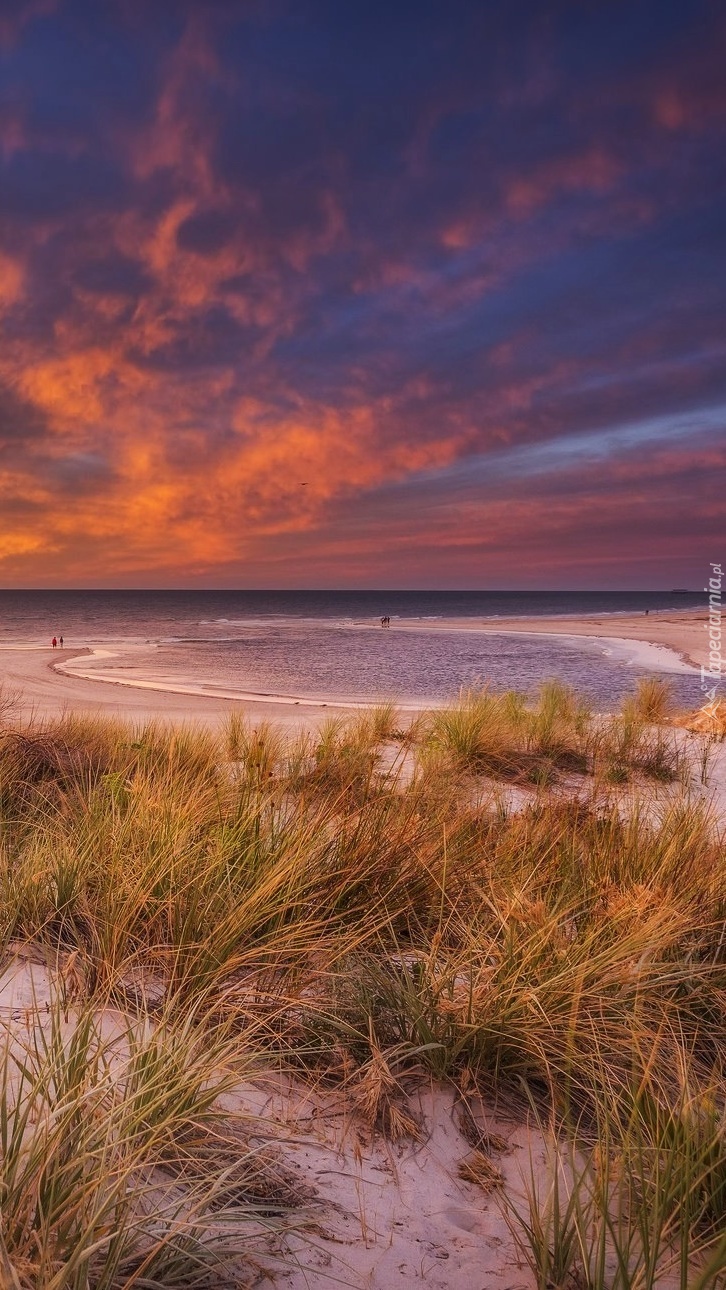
86,623,699,711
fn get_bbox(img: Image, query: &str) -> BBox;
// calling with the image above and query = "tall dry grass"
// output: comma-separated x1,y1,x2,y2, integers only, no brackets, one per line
0,991,304,1288
0,689,724,1285
424,680,684,787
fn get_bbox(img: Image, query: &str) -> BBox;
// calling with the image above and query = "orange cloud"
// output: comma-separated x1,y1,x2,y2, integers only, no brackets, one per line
0,1,723,589
505,148,621,218
18,348,117,427
0,251,24,311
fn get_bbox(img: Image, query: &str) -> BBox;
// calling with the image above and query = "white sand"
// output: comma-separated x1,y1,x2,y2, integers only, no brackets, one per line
0,952,541,1289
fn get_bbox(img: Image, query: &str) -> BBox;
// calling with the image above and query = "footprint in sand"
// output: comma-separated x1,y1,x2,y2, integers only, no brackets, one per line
443,1206,479,1232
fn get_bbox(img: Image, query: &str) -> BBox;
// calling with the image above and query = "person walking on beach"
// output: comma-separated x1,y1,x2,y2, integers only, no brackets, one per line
52,636,57,648
59,635,64,647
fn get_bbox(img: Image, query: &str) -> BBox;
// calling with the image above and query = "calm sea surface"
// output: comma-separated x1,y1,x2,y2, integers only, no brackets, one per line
0,590,705,709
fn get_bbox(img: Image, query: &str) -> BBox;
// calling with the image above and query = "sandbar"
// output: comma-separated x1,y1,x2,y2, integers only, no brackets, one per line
0,646,347,730
388,607,708,671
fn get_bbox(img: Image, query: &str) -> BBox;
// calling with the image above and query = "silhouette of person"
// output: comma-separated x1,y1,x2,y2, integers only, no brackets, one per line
59,635,64,647
52,637,57,648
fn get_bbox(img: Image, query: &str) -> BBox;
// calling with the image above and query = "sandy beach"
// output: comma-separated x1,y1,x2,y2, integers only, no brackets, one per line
0,607,709,726
0,645,350,730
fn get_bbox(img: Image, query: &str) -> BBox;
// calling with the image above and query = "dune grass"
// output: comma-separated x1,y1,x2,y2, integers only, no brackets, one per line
0,686,724,1285
0,990,305,1289
424,678,684,787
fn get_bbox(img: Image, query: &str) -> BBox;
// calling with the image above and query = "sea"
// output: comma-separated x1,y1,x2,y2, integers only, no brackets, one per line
0,589,706,710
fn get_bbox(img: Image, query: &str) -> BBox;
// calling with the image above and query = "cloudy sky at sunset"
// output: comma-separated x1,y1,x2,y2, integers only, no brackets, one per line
1,0,724,588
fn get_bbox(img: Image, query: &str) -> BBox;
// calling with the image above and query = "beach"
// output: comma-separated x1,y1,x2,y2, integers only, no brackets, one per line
2,604,725,1288
0,644,348,730
0,606,708,726
2,631,725,1288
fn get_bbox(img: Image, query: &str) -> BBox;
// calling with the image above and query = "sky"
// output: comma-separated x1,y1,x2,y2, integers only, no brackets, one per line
0,0,724,589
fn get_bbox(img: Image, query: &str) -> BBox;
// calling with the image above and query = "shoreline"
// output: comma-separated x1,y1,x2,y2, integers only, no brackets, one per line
54,649,429,713
0,647,348,730
0,607,708,725
383,609,707,672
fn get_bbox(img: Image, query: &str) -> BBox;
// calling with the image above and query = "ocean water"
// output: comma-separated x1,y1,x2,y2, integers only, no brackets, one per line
0,589,705,709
